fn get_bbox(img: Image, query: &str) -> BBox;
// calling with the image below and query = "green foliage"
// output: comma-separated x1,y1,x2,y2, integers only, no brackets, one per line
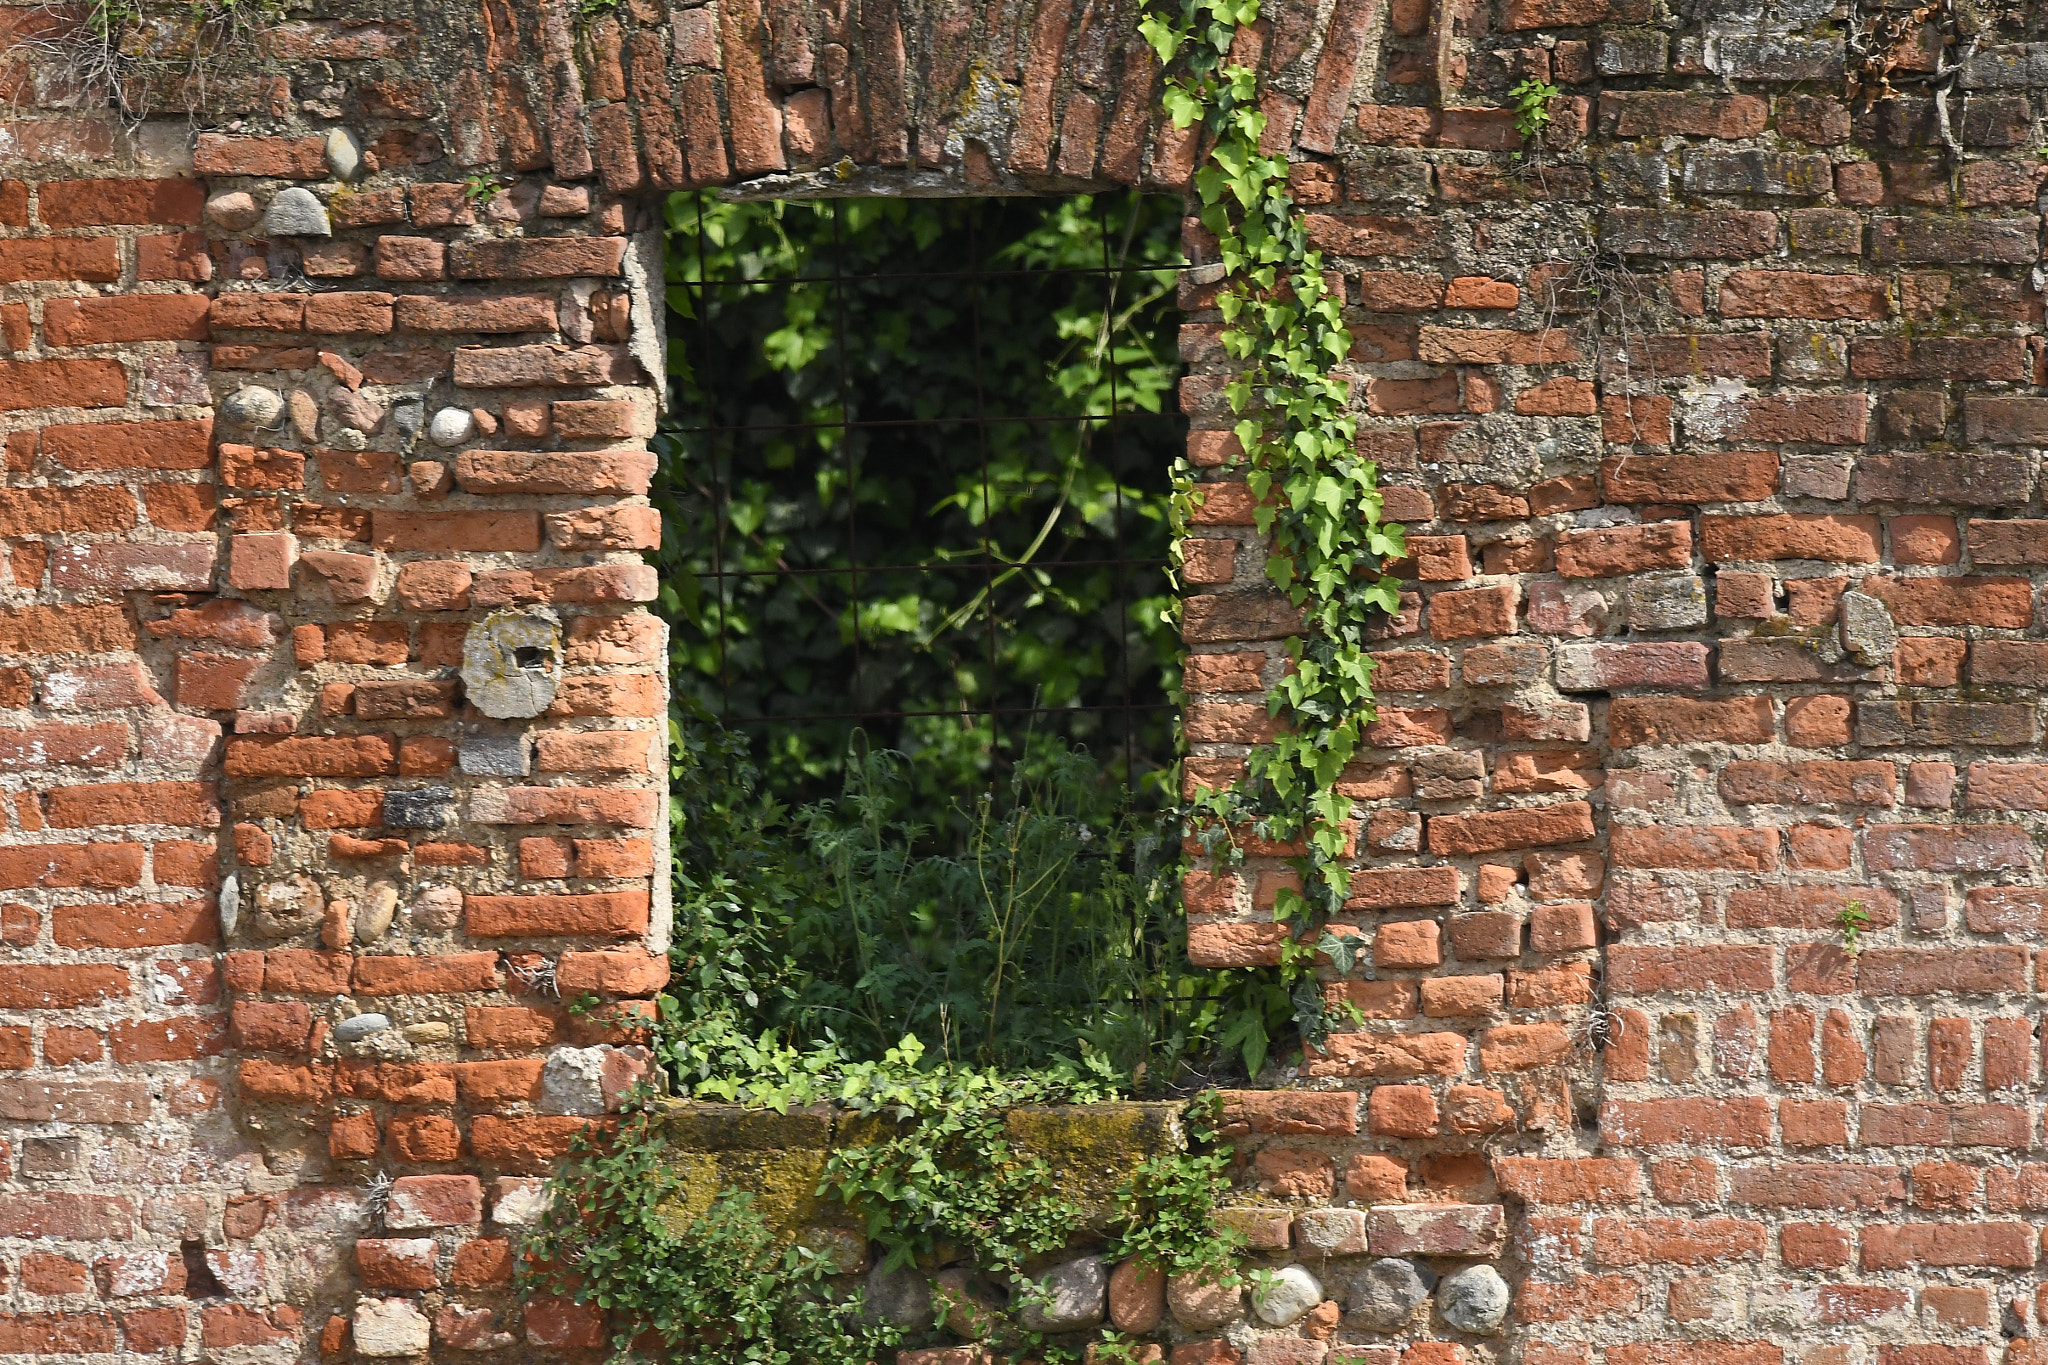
661,705,1273,1086
1836,899,1871,956
462,173,508,205
1144,0,1404,1048
1105,1092,1243,1281
1508,78,1562,142
523,1101,898,1364
655,193,1183,814
524,1041,1241,1365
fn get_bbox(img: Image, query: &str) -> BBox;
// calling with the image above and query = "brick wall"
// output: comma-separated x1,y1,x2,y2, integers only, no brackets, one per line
0,0,2044,1360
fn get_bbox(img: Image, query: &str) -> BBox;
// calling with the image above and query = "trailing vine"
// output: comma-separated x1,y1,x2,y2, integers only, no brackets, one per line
523,1044,1243,1364
1143,0,1404,1053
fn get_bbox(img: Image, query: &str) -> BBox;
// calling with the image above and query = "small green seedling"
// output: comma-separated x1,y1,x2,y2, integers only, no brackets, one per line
461,173,508,205
1509,78,1562,143
1836,899,1872,956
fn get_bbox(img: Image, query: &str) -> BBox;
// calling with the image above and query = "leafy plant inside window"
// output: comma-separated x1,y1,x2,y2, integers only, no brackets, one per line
650,193,1290,1089
655,194,1184,819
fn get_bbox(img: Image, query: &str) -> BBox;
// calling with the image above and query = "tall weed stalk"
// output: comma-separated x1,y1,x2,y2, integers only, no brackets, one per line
660,706,1260,1089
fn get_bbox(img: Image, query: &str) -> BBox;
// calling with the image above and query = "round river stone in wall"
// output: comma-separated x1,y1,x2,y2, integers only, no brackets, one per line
1108,1258,1165,1333
863,1266,931,1327
205,190,259,231
222,385,283,428
325,128,363,181
1437,1263,1510,1334
429,406,475,447
1168,1271,1242,1330
1015,1254,1108,1332
332,1014,390,1042
1253,1264,1323,1326
263,186,331,237
1347,1257,1432,1328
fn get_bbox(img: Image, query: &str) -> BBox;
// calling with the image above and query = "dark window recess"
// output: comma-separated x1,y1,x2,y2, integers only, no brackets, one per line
654,194,1186,808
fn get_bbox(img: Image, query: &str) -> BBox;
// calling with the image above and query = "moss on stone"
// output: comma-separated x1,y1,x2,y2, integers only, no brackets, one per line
650,1100,1183,1238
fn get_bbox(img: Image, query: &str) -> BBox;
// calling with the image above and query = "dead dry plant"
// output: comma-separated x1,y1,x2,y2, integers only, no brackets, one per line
6,0,280,127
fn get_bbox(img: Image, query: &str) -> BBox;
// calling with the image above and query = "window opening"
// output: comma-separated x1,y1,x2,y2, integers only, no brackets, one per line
653,194,1186,816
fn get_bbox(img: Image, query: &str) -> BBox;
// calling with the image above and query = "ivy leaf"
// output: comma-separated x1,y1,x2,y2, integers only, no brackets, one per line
1314,929,1357,975
1217,1006,1269,1080
1139,15,1184,61
1162,85,1203,128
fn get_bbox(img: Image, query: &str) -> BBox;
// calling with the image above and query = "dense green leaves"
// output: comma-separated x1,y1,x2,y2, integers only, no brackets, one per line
656,193,1184,815
1150,0,1406,1010
659,702,1280,1087
522,1103,899,1364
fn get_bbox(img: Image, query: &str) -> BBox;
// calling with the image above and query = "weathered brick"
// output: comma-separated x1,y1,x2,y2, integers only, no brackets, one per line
1610,826,1779,872
1856,454,2031,505
448,238,629,278
1718,271,1887,319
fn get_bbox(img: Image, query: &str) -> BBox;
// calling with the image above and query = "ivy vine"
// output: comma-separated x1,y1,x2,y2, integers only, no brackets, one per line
523,1045,1243,1364
1143,0,1405,1038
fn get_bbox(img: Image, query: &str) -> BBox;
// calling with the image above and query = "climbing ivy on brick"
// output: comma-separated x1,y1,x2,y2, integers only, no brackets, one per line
1143,0,1405,1029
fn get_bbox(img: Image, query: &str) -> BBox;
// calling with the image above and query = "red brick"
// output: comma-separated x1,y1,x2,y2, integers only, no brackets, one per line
0,239,120,284
1727,1164,1903,1210
1702,515,1881,563
193,134,327,177
1478,1021,1573,1070
1720,760,1894,806
449,238,628,279
39,179,205,227
467,1116,592,1171
0,843,143,892
556,949,668,996
41,419,212,471
1602,1098,1772,1146
1601,452,1777,504
468,786,659,826
1866,576,2033,629
45,295,210,346
1494,1157,1640,1206
1856,947,2028,995
1602,92,1767,139
1718,271,1888,320
224,736,397,778
237,1059,333,1103
1608,946,1775,993
1863,824,2032,873
1426,585,1516,640
52,900,213,949
356,1238,437,1290
1860,1222,2035,1269
1555,522,1692,577
1611,826,1778,872
1593,1216,1766,1266
451,1238,514,1287
1611,697,1773,747
371,511,541,552
1427,802,1594,855
351,954,499,996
